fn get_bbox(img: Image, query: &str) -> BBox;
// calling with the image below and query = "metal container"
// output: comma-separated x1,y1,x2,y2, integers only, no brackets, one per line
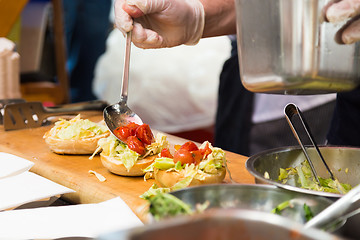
98,209,345,240
246,146,360,198
170,184,334,225
235,0,360,94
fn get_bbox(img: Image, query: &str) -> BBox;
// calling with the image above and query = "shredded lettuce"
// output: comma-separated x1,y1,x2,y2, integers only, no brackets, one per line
140,166,197,200
278,168,288,181
140,184,171,199
92,133,168,172
153,157,175,170
278,160,352,194
147,193,194,221
145,192,210,221
272,200,314,222
144,133,169,158
50,114,108,140
141,142,227,199
150,141,226,173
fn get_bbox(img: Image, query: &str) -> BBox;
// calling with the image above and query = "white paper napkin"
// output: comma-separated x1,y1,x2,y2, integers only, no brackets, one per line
0,171,74,211
0,152,34,179
0,197,144,240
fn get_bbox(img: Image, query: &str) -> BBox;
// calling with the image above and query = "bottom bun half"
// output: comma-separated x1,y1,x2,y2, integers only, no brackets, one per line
154,167,226,188
44,132,109,154
100,153,156,176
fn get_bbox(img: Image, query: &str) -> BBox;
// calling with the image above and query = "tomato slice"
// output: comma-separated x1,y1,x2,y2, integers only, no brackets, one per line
200,142,212,158
127,136,146,155
114,126,131,142
174,144,181,151
191,150,203,165
180,141,199,152
135,124,154,145
126,122,140,135
173,148,195,165
160,148,173,158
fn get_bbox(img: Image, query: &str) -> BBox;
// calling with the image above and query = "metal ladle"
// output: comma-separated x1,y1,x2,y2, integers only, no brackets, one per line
103,31,143,140
284,103,335,184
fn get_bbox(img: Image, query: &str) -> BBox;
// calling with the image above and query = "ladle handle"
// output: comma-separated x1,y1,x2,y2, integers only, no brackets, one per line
120,31,132,103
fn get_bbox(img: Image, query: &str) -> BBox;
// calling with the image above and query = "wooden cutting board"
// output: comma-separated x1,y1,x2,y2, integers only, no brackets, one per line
0,112,254,222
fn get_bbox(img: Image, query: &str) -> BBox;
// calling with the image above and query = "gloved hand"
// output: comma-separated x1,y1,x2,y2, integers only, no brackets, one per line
326,0,360,44
114,0,205,49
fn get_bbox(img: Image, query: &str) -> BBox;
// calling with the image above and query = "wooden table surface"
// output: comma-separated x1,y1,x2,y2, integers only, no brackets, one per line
0,112,254,222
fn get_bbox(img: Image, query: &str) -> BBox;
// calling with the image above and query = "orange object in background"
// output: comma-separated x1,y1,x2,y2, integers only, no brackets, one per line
0,0,28,37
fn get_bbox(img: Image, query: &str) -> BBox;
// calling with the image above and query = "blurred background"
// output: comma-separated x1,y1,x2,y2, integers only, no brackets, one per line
1,0,230,143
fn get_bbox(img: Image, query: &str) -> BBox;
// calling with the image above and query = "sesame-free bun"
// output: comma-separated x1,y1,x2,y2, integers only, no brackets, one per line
44,131,110,154
154,167,226,188
100,153,157,176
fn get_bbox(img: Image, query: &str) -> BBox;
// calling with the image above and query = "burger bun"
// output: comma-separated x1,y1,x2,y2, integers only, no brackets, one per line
44,132,109,154
154,167,226,188
100,153,156,176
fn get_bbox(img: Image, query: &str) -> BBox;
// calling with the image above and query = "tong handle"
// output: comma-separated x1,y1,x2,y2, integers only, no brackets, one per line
305,184,360,229
284,103,335,182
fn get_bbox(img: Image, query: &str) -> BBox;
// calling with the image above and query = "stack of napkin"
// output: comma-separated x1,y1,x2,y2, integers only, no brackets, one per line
0,38,21,99
0,152,74,211
0,152,144,239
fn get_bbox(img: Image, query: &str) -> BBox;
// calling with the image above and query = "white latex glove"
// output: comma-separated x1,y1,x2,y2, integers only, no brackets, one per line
114,0,205,49
326,0,360,44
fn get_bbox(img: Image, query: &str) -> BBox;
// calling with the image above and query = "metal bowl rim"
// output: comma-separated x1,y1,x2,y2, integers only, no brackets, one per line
245,146,360,198
170,183,335,205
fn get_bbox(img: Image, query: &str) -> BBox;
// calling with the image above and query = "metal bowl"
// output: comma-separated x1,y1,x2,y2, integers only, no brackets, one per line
246,146,360,198
170,184,334,225
98,209,345,240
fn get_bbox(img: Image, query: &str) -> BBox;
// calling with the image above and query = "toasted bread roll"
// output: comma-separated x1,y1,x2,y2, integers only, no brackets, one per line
154,167,226,188
100,153,157,176
44,131,109,154
43,114,109,154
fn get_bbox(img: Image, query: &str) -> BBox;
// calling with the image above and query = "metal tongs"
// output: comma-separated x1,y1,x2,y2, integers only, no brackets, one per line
284,103,335,184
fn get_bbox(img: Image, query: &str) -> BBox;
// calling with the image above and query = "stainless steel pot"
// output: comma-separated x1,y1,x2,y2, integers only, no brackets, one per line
235,0,360,94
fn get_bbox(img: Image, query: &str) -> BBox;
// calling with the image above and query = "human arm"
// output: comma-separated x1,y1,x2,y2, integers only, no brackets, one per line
200,0,237,38
114,0,236,49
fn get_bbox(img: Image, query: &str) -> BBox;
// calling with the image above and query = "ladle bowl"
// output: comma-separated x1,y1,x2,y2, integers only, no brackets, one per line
103,100,143,137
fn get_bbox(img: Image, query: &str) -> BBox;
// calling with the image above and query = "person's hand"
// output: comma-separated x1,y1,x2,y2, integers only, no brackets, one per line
114,0,205,49
326,0,360,44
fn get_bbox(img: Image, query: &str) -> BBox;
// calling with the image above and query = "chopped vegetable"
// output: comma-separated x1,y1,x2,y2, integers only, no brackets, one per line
271,200,292,215
147,193,193,221
141,141,226,198
278,161,352,194
48,114,108,140
303,203,314,221
88,170,106,182
146,192,209,221
271,200,314,222
90,133,168,172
